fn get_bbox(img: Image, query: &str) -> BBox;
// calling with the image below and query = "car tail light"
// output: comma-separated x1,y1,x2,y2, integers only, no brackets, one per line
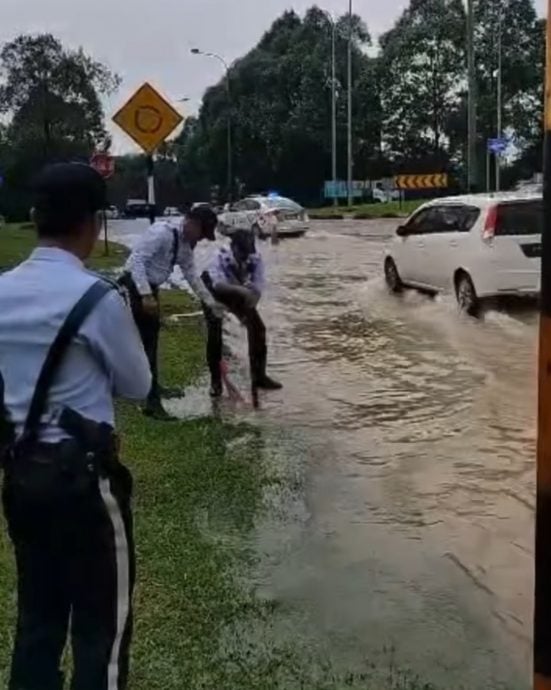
483,205,498,243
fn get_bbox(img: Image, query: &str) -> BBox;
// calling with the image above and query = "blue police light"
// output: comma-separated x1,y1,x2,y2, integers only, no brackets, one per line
267,190,279,198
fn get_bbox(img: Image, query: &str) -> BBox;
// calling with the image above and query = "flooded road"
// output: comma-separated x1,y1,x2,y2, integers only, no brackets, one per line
114,219,536,688
236,220,535,689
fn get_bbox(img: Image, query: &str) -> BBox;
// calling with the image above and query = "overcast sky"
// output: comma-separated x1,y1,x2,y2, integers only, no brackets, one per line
1,0,546,153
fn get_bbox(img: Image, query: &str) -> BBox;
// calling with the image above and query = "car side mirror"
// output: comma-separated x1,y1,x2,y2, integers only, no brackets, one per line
396,225,409,237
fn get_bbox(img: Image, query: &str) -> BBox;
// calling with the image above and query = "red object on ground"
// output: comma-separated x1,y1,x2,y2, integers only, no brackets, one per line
90,152,115,179
220,360,246,403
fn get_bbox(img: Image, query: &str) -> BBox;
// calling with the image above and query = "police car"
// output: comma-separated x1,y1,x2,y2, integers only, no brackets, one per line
217,194,309,239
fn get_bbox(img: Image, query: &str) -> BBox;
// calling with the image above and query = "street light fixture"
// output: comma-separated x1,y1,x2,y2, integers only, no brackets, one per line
191,47,233,202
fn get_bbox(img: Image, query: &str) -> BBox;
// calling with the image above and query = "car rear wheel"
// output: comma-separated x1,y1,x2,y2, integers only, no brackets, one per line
384,258,403,293
455,272,479,317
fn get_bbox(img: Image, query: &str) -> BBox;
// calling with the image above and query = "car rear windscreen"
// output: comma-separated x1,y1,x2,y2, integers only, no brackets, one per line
497,200,543,236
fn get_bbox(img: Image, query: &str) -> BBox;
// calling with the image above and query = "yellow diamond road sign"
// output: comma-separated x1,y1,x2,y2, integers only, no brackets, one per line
112,82,183,154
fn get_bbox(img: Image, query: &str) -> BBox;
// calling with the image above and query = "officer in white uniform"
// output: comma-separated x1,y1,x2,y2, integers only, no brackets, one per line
0,163,151,690
120,205,224,419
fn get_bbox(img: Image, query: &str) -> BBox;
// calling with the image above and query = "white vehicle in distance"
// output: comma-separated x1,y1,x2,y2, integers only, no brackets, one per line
384,193,542,316
163,206,181,217
218,195,309,239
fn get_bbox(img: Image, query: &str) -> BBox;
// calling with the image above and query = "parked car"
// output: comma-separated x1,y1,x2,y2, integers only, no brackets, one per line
384,192,542,315
163,206,181,217
217,195,309,239
123,199,155,219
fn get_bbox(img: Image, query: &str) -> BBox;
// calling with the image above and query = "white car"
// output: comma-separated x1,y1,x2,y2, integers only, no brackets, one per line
384,193,542,315
163,207,181,217
218,195,309,239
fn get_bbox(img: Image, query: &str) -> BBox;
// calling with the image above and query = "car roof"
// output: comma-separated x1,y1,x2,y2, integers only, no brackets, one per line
419,191,542,210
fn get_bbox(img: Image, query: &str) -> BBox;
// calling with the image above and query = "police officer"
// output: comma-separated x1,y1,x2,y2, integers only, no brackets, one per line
202,228,282,397
120,205,224,419
0,163,151,690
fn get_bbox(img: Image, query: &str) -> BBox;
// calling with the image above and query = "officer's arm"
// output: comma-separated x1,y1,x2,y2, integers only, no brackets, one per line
179,246,218,309
127,227,168,296
83,290,152,399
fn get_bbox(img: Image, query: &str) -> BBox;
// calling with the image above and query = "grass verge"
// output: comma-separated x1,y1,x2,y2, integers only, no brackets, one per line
308,200,424,220
0,222,128,271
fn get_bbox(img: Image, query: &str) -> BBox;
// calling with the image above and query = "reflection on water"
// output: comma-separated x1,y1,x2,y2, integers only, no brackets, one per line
227,226,535,689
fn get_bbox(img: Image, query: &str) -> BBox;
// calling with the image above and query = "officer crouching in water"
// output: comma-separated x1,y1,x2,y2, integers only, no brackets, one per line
202,228,282,397
0,163,151,690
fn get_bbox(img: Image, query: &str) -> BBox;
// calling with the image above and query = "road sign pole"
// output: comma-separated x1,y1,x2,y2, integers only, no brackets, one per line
146,154,156,225
103,209,109,256
535,4,551,689
486,149,491,193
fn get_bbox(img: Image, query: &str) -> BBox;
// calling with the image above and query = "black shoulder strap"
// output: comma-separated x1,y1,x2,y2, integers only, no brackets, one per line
171,227,179,268
23,280,114,443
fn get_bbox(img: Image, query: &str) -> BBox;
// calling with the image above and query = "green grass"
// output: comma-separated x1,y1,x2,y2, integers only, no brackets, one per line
0,223,128,272
308,200,424,220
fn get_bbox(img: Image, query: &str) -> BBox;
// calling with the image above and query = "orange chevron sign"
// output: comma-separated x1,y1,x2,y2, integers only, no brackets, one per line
393,173,448,190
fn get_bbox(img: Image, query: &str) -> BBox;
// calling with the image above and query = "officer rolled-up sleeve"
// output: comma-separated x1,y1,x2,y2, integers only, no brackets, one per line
82,290,151,400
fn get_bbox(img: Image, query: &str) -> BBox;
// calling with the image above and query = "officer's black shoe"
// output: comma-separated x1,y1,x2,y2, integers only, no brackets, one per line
143,400,178,421
159,385,186,399
210,381,223,398
254,375,283,391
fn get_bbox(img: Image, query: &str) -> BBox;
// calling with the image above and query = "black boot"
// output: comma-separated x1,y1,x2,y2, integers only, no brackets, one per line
143,397,177,421
254,375,283,391
209,379,223,398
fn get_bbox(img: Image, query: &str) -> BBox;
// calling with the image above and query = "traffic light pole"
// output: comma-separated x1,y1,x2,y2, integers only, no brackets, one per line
535,4,551,688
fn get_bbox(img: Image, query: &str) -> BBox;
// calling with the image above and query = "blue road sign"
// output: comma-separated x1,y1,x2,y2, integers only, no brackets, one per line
487,137,508,155
324,180,363,199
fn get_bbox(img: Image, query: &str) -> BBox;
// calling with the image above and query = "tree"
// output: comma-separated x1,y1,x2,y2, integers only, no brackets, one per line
473,0,544,186
378,0,466,167
177,6,380,204
0,34,120,220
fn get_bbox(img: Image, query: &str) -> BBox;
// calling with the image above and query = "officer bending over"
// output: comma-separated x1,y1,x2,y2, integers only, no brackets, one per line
0,163,151,690
202,229,282,397
120,206,223,419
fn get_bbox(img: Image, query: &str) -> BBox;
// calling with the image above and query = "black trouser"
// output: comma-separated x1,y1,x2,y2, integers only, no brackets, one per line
2,442,134,690
119,274,160,406
202,287,267,387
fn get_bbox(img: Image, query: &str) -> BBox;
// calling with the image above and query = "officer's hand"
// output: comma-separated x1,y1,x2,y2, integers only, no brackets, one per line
142,295,159,317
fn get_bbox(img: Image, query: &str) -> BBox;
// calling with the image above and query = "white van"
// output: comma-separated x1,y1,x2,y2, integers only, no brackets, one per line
384,193,542,315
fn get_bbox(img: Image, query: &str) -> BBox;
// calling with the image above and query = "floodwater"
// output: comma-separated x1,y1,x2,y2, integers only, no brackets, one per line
114,219,536,689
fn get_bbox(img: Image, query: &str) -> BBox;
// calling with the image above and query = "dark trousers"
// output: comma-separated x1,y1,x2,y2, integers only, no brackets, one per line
2,444,135,690
119,275,160,405
203,289,267,386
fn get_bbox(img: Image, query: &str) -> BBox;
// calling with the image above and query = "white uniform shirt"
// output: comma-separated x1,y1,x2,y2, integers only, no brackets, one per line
125,220,216,307
0,247,151,443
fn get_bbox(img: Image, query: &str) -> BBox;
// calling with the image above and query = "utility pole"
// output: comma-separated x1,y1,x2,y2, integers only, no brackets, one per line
331,17,338,207
347,0,353,207
322,10,338,207
467,0,477,193
495,0,503,192
535,5,551,688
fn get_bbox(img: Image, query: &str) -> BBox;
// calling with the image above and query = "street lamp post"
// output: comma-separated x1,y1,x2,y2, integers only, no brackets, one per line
467,0,477,193
322,11,338,208
347,0,353,207
496,1,503,192
191,48,233,202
